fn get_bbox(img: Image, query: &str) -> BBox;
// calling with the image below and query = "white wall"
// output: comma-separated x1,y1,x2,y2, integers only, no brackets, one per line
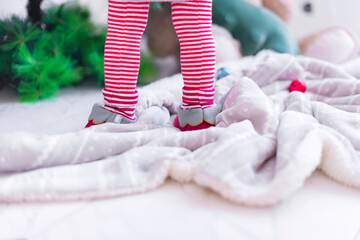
1,0,360,39
289,0,360,39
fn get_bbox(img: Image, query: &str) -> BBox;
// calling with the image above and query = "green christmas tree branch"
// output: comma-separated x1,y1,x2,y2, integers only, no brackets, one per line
0,2,158,101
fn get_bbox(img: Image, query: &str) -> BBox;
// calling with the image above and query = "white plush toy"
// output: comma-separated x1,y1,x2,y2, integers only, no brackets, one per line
289,0,360,63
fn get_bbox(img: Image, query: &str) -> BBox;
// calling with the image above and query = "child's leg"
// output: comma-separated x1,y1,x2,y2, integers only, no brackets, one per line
171,0,220,131
102,0,150,121
171,0,216,110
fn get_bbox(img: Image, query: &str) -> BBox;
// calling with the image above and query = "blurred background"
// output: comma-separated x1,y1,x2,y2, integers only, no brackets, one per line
1,0,359,103
2,0,360,37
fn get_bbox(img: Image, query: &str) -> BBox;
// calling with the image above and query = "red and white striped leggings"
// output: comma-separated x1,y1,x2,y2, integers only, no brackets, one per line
102,0,216,120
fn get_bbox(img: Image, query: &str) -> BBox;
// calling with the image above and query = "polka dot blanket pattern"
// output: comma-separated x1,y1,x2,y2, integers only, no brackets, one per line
0,51,360,206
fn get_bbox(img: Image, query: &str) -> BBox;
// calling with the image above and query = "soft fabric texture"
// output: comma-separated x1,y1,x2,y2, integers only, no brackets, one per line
300,27,360,64
102,0,215,121
0,51,359,206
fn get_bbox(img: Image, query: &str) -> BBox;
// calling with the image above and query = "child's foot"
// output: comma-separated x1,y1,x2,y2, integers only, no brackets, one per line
174,104,222,131
85,103,136,128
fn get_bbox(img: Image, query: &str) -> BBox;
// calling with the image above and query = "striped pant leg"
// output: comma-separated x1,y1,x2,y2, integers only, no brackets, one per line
102,0,150,120
171,0,216,109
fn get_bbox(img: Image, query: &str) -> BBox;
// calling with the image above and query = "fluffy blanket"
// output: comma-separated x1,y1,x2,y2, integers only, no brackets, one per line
1,51,359,206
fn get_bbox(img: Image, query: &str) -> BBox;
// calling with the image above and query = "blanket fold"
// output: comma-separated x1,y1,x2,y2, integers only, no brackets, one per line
0,50,359,206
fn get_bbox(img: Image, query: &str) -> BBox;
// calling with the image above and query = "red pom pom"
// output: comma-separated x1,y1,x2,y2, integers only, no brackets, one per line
289,79,306,93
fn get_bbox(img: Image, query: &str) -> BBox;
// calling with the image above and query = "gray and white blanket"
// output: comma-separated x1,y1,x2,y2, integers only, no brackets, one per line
0,51,359,206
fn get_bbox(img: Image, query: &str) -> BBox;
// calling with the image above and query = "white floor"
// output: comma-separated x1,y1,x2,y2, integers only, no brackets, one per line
1,84,360,240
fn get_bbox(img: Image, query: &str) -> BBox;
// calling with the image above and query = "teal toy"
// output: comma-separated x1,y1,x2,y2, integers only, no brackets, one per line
212,0,299,56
